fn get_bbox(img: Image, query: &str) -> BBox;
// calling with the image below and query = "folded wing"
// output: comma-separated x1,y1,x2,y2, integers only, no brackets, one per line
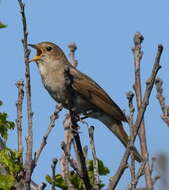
70,66,127,122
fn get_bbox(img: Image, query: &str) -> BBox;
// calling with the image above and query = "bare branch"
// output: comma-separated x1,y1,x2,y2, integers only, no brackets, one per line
72,139,82,175
132,32,153,189
60,123,75,190
107,44,163,190
37,183,47,190
135,160,146,180
34,104,62,165
68,43,78,67
126,160,147,190
15,80,24,163
60,141,69,180
126,91,136,190
155,78,169,126
51,158,58,190
88,126,100,190
61,140,80,189
63,114,74,157
18,0,33,189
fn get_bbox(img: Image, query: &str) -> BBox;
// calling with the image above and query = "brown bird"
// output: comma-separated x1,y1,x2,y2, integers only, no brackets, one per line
29,42,142,162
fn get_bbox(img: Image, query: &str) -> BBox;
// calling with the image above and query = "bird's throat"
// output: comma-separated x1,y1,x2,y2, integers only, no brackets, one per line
37,61,47,76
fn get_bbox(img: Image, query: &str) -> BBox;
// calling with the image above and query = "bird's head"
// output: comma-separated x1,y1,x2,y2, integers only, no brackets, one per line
29,42,67,63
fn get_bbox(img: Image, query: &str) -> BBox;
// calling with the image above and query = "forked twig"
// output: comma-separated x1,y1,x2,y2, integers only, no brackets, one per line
132,32,152,189
18,0,33,189
34,104,62,165
107,44,163,190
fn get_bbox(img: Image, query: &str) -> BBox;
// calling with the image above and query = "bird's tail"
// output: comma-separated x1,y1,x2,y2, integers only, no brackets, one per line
98,114,142,163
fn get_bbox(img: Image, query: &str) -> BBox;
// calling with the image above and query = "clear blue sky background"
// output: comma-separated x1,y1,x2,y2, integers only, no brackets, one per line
1,1,169,189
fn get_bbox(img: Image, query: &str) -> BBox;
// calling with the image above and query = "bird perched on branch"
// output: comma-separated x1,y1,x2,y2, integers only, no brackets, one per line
29,42,142,162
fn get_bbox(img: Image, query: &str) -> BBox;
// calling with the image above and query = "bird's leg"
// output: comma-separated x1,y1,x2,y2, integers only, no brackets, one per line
79,115,89,120
76,110,95,123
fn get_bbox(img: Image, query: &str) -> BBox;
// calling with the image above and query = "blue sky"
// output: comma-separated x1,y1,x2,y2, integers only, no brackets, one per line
1,0,169,189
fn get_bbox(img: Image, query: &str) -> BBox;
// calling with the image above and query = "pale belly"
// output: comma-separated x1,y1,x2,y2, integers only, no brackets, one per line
42,75,93,114
38,63,97,115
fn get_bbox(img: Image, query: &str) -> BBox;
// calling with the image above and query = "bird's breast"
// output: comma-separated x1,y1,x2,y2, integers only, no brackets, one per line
38,63,67,103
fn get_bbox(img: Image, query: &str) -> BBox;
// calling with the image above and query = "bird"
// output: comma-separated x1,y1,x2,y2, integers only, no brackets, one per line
29,42,142,162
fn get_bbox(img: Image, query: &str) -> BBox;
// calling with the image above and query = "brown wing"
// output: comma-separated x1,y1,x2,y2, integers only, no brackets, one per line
69,66,127,122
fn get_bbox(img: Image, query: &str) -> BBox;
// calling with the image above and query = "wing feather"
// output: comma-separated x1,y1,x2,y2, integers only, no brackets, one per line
70,66,127,122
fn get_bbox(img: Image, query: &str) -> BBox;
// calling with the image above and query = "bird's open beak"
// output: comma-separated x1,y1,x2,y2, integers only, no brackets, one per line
28,44,43,63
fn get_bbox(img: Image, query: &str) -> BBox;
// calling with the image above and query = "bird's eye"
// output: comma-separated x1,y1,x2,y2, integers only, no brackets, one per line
46,46,52,51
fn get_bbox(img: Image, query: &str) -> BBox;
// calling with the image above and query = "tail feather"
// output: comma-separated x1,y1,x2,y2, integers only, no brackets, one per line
98,114,142,163
112,121,142,163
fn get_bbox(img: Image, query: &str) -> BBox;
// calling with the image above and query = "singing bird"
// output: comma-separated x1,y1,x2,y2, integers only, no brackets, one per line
29,42,141,162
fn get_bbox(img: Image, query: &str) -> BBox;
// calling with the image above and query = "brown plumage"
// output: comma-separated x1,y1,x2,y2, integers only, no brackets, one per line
29,42,142,162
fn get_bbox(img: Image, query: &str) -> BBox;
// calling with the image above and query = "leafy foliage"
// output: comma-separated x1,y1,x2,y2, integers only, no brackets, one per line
46,174,68,190
87,159,110,175
0,175,16,190
46,159,110,190
0,101,15,140
0,148,23,189
0,148,22,175
0,22,7,28
0,100,22,189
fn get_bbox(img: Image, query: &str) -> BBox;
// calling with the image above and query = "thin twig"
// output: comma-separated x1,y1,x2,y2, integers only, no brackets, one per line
126,160,146,190
150,157,157,175
88,126,100,190
135,160,146,180
67,42,81,173
34,104,62,165
132,32,153,189
72,139,82,175
61,140,81,177
63,114,74,159
68,43,78,67
155,78,169,126
15,80,24,163
37,183,47,190
18,0,33,189
152,175,160,185
60,141,69,179
51,158,58,190
60,117,75,189
107,44,163,190
126,91,136,190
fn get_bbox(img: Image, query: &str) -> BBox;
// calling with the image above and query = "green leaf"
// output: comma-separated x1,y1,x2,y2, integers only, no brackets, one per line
0,148,23,175
54,174,67,190
0,175,16,190
87,159,110,175
45,175,53,184
69,171,83,190
98,159,110,175
0,112,15,140
46,158,110,190
0,22,7,28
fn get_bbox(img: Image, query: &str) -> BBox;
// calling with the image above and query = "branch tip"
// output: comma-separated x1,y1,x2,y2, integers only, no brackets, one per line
133,32,144,45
